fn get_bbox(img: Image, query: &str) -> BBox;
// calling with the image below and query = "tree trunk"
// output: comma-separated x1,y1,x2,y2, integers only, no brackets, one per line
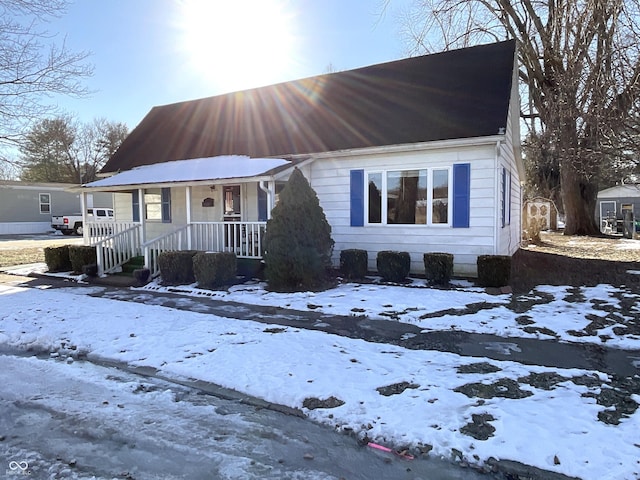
560,160,599,235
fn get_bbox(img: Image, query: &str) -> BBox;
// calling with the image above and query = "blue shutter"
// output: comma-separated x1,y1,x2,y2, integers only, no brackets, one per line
350,170,365,227
161,188,171,223
132,190,140,222
452,163,470,228
508,170,512,225
501,168,506,227
257,184,267,221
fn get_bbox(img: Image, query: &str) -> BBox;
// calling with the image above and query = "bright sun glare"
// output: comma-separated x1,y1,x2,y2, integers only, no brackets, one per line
177,0,299,93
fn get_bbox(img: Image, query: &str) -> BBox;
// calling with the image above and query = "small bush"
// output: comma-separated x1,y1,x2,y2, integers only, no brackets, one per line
477,255,512,287
424,252,454,286
193,252,237,289
69,245,97,274
158,250,200,285
376,251,411,283
340,249,368,280
44,245,72,272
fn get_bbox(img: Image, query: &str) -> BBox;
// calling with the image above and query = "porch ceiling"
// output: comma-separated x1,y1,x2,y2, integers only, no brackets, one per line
82,155,292,190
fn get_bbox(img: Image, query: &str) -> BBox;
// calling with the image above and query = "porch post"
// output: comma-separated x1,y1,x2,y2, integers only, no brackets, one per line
80,190,88,245
186,186,192,249
138,188,145,244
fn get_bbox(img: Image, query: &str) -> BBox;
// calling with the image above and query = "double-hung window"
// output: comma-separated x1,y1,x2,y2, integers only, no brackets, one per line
143,188,171,223
39,193,51,214
366,168,451,226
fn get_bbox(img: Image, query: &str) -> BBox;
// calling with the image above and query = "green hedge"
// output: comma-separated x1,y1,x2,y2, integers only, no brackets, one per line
158,250,200,285
193,252,237,289
424,252,454,286
69,245,97,274
340,249,368,280
376,251,410,283
44,245,72,272
477,255,512,287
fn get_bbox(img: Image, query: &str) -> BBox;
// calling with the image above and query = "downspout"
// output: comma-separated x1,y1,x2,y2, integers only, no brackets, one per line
494,140,502,255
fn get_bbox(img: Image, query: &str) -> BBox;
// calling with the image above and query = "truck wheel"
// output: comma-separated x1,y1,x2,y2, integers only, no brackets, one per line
74,225,84,236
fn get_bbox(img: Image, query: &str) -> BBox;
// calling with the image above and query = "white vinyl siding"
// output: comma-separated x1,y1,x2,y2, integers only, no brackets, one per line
309,144,499,277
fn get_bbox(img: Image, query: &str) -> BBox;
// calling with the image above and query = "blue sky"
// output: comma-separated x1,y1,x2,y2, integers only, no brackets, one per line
48,0,412,129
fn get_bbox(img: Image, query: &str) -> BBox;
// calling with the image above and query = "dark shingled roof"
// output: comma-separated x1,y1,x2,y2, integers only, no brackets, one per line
102,40,516,174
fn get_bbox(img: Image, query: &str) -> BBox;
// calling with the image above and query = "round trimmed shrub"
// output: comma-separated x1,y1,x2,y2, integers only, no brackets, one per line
340,249,368,280
423,252,454,286
477,255,512,287
44,245,72,272
376,251,410,283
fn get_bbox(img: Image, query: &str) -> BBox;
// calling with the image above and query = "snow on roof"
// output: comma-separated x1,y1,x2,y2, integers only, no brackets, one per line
598,184,640,198
84,155,291,189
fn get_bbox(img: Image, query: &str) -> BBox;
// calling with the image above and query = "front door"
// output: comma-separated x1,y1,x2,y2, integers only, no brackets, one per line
223,185,242,251
223,185,241,221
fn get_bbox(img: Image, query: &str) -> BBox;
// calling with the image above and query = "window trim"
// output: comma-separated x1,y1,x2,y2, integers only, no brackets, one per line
143,187,171,223
39,193,51,215
365,167,452,227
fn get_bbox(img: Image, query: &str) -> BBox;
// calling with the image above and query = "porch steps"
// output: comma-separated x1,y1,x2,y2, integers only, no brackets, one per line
120,256,145,275
87,256,146,288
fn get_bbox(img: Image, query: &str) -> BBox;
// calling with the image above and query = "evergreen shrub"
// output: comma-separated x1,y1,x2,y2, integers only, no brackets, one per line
69,245,97,274
423,252,454,286
158,250,199,285
340,249,368,280
477,255,512,287
193,252,237,289
376,251,411,283
263,168,334,291
44,245,72,272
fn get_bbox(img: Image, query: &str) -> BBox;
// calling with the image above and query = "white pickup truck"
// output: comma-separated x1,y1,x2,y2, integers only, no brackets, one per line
51,208,114,236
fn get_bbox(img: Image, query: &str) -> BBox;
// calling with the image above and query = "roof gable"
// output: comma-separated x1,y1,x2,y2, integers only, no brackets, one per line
102,40,516,174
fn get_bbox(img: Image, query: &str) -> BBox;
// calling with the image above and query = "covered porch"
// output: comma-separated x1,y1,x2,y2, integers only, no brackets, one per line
79,156,300,277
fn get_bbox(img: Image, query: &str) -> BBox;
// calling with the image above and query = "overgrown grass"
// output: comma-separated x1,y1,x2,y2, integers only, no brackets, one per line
0,248,44,268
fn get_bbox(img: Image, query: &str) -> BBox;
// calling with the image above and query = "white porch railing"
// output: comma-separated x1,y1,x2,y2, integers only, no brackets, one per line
86,221,140,245
95,224,142,276
189,222,266,257
143,221,266,277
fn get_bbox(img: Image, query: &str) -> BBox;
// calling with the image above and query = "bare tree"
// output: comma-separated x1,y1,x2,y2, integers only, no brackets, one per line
0,0,92,166
20,115,128,183
397,0,640,235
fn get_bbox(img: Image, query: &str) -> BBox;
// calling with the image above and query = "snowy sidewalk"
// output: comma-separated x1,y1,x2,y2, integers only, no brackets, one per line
0,275,639,479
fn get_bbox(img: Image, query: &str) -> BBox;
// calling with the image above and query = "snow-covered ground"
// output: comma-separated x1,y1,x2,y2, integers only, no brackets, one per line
0,267,639,479
142,277,640,350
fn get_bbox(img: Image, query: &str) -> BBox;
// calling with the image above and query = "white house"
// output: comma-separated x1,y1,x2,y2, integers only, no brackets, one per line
80,40,524,278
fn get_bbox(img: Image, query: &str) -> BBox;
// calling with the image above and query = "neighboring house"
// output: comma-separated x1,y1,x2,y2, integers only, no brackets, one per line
597,184,640,234
81,40,524,278
0,181,112,235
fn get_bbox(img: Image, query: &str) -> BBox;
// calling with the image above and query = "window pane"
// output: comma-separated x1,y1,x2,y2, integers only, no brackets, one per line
144,190,162,220
146,204,162,220
368,173,382,223
224,186,241,216
40,204,50,213
432,169,449,224
40,194,50,203
387,170,426,224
